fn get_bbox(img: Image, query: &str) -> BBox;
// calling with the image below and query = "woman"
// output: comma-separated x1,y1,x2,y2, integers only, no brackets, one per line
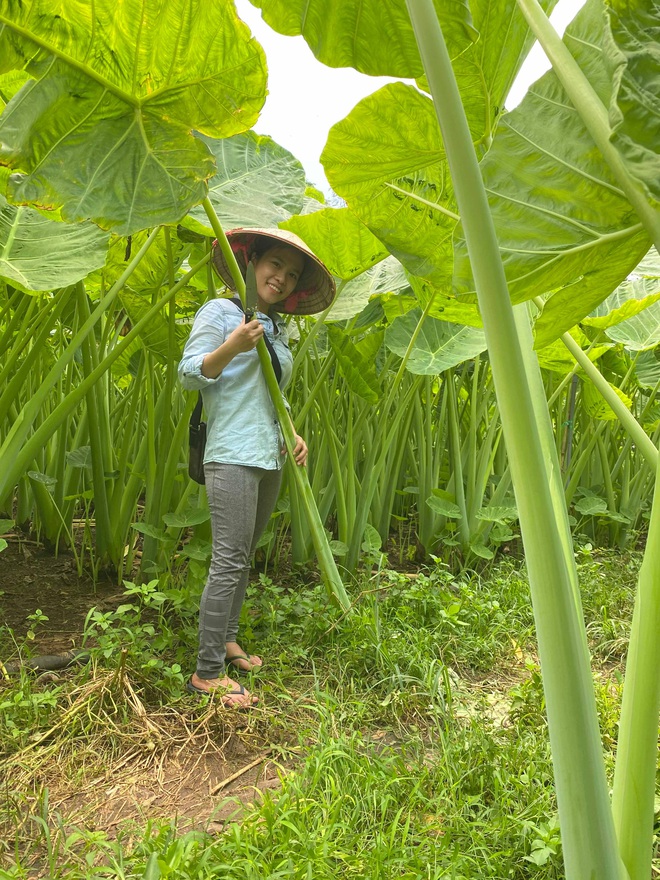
178,228,335,707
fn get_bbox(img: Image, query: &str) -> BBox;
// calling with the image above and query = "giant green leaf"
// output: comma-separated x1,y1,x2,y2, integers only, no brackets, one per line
634,349,660,388
605,300,660,350
604,0,660,204
536,333,612,374
247,0,476,77
453,0,651,347
183,132,306,235
326,325,381,403
0,192,108,291
385,309,486,374
0,68,28,110
408,274,482,327
582,378,632,419
417,0,560,145
584,277,660,330
279,208,388,280
327,256,409,323
0,0,267,233
85,228,190,299
322,83,457,287
117,289,180,364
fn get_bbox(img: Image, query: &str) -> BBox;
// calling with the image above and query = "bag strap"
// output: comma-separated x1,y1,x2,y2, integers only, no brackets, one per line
190,390,204,428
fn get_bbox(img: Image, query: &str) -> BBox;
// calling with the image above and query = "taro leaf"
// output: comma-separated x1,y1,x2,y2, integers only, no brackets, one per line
475,505,519,523
536,326,612,374
417,0,560,144
584,278,660,330
279,208,388,280
132,522,167,541
0,518,14,533
0,69,28,110
66,446,92,469
163,508,210,529
604,0,660,203
0,193,108,291
183,132,306,235
385,309,486,374
361,524,382,552
582,378,632,419
248,0,476,77
27,470,56,490
330,540,349,557
86,228,190,299
408,274,482,327
178,539,212,561
305,185,326,205
327,256,410,323
426,493,462,519
0,539,6,553
322,83,457,286
320,0,561,282
574,495,608,516
635,350,660,389
470,542,494,560
355,329,385,367
118,289,179,363
453,0,651,347
326,324,382,404
636,247,660,276
0,0,266,234
605,300,660,350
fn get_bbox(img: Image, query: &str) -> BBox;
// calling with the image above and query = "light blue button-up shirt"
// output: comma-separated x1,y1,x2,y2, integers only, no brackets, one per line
178,298,294,470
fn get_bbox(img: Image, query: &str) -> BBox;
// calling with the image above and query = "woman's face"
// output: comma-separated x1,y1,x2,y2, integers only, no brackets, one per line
253,245,305,313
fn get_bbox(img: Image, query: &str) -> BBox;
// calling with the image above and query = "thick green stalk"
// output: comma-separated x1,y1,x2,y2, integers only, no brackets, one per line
516,0,660,252
76,283,113,560
612,452,660,880
446,372,470,551
201,198,350,611
405,2,626,877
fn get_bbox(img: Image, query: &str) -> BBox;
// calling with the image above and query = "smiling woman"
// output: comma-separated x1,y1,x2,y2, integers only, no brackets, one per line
178,227,336,706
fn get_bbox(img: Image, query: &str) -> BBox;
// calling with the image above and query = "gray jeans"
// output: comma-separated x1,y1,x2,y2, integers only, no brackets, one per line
197,462,282,680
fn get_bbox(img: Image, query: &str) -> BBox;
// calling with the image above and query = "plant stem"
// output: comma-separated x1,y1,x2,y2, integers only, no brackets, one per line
405,1,626,876
612,466,660,879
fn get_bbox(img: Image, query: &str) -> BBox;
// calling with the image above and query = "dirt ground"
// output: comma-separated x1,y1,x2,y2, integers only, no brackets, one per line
0,538,122,655
0,539,287,853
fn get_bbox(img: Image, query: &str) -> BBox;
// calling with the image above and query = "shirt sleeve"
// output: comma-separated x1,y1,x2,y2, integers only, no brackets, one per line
178,300,228,390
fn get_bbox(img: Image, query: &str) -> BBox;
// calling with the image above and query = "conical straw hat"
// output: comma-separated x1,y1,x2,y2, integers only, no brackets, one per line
212,227,336,315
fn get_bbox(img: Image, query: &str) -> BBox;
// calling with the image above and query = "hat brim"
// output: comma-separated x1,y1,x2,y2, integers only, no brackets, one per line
211,228,336,316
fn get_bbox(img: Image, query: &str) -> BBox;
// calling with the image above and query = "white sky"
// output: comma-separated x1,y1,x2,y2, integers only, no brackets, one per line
234,0,587,194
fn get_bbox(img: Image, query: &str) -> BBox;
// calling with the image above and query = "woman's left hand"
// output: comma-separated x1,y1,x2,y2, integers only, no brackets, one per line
287,433,308,467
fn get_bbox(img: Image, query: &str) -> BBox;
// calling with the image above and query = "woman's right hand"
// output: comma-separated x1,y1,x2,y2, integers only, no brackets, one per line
228,317,264,353
201,317,264,378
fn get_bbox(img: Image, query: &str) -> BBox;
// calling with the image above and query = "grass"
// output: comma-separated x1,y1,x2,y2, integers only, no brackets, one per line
0,546,655,879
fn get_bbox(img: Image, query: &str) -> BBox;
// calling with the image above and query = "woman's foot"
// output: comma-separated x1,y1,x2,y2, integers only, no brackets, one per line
189,672,258,708
225,641,263,673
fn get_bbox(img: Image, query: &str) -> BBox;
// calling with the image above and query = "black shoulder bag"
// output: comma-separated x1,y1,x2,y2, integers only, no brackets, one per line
188,299,283,485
